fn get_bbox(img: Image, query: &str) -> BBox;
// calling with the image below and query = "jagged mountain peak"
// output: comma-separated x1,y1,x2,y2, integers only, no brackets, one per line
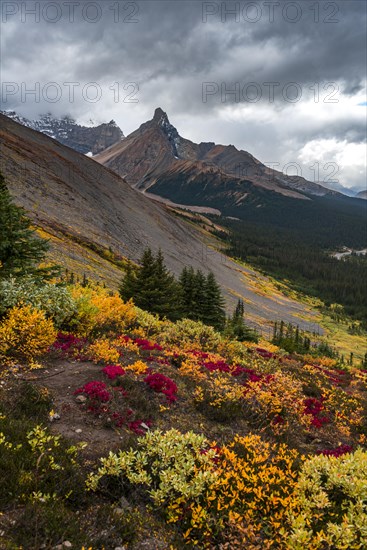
0,110,124,155
153,107,169,123
149,107,181,158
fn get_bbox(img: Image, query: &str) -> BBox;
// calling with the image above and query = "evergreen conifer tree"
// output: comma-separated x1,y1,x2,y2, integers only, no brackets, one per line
179,266,197,318
226,299,258,342
152,249,182,320
119,248,181,320
202,271,226,331
119,261,138,301
191,269,207,321
0,172,58,280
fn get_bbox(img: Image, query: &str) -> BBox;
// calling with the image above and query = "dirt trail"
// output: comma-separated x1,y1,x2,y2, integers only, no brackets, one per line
32,360,123,457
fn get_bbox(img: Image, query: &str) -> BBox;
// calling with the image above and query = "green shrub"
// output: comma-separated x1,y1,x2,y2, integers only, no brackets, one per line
92,504,141,547
0,277,76,327
134,306,164,337
87,429,217,506
5,382,53,423
288,448,367,549
0,415,86,508
160,318,221,351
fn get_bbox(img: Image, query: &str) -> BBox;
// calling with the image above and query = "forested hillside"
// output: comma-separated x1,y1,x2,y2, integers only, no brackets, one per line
215,216,367,325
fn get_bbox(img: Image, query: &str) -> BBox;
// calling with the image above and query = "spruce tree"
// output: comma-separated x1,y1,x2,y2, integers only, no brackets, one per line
0,172,57,280
235,299,245,318
192,269,207,321
202,272,226,331
119,248,181,320
226,299,258,342
152,249,182,320
120,248,157,311
119,261,138,301
179,266,196,318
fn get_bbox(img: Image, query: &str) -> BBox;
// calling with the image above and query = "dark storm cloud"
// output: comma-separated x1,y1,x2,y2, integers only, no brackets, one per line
2,1,366,101
1,0,366,188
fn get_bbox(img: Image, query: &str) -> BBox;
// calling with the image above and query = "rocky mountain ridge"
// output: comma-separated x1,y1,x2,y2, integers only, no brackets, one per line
96,108,341,208
0,110,124,155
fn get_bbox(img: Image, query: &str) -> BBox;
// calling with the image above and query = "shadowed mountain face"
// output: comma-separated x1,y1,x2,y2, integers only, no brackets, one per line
96,108,340,209
0,113,322,331
0,111,124,155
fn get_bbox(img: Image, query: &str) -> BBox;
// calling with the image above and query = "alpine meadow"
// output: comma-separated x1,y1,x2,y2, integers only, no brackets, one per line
0,1,366,549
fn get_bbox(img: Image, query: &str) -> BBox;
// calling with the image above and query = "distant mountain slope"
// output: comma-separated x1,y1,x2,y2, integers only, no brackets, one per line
0,113,322,331
356,190,367,200
96,108,340,206
0,110,124,155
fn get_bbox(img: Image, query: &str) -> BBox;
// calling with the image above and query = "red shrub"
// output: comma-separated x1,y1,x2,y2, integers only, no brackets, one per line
255,348,275,359
144,372,178,403
318,444,352,457
53,332,89,361
102,364,126,380
74,381,111,403
202,360,231,373
303,397,330,428
135,338,163,351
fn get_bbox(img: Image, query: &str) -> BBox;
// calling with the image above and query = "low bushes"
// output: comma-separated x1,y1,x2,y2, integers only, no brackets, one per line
87,429,300,547
288,448,367,549
0,304,57,363
70,285,136,337
87,428,367,549
159,318,221,350
0,418,86,509
0,277,76,327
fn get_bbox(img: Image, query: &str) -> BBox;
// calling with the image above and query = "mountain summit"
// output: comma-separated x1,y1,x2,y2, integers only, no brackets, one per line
153,107,169,123
95,108,340,206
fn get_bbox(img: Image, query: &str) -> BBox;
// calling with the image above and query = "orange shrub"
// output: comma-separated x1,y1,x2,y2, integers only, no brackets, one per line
124,360,148,375
89,338,120,364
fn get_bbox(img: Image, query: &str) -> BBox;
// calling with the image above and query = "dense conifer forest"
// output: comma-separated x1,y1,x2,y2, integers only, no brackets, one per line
214,215,367,326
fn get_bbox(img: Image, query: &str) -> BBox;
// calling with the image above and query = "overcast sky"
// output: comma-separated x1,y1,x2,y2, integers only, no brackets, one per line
1,0,366,192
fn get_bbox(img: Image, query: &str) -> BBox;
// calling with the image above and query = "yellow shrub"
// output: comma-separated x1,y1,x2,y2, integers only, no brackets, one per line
0,305,56,363
92,293,136,333
243,371,310,435
318,356,337,368
194,372,244,410
87,429,301,548
196,434,299,547
124,360,148,376
116,336,140,354
179,358,207,380
70,285,136,336
89,338,120,364
129,327,146,339
246,340,280,353
217,338,249,363
322,385,364,437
